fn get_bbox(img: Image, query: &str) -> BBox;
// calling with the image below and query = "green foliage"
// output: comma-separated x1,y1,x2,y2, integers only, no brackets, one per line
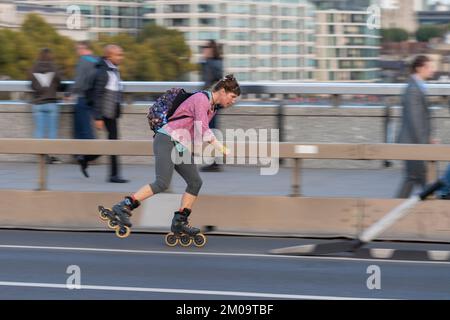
0,14,194,81
381,28,409,43
416,25,446,43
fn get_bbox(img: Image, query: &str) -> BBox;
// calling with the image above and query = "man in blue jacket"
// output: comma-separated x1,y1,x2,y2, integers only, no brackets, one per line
78,44,128,183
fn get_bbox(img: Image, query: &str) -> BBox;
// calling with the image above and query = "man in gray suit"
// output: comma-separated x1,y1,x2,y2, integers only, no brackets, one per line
396,55,436,198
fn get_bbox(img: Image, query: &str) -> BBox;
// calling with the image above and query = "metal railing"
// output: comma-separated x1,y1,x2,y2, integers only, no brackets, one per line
1,80,450,95
0,138,448,194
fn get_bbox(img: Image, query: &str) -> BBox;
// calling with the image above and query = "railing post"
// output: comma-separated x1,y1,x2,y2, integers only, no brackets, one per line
277,101,285,166
331,94,341,108
38,154,47,191
290,158,302,197
383,96,393,168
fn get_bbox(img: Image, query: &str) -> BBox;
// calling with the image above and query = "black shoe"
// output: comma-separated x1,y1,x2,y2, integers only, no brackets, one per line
200,163,223,172
47,156,62,164
109,176,129,183
76,156,89,178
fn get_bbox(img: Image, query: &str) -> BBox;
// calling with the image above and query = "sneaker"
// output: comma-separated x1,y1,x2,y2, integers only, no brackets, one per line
200,163,223,172
76,156,89,178
46,156,62,164
109,176,129,183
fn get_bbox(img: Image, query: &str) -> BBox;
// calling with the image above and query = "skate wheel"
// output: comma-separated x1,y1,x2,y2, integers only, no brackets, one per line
108,219,118,229
180,234,193,247
116,226,131,238
165,233,178,247
99,207,110,221
193,234,207,247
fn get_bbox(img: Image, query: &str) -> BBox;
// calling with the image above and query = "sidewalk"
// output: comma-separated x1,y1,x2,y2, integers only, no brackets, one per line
0,162,416,198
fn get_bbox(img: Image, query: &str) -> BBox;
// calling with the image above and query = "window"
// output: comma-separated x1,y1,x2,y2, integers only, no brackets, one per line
234,73,249,81
281,72,298,80
280,46,298,54
199,18,216,26
229,58,250,68
281,7,297,16
199,31,220,40
100,6,117,16
258,6,271,15
101,18,112,28
167,4,189,13
281,59,297,67
257,45,272,54
259,58,272,67
228,19,250,28
280,33,296,41
171,19,190,27
229,32,249,41
352,14,366,23
257,19,272,28
119,18,135,28
227,5,250,14
198,4,215,13
79,5,94,15
119,7,136,16
281,20,296,29
258,33,273,41
229,46,250,54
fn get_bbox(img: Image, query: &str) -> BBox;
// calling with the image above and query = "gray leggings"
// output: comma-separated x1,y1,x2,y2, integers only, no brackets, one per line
150,133,203,196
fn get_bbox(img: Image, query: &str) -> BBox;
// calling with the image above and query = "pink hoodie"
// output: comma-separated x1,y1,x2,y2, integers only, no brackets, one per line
163,92,216,148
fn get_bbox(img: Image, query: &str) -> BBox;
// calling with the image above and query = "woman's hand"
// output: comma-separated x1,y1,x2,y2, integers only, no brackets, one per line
210,139,230,156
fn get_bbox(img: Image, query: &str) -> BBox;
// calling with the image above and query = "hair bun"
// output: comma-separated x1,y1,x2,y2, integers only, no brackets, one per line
224,74,235,81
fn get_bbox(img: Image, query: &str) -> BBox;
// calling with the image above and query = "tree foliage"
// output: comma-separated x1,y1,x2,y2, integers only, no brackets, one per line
381,28,409,43
0,14,195,81
416,25,446,43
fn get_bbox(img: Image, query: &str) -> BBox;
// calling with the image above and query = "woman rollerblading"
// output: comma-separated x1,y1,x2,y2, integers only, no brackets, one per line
99,75,241,242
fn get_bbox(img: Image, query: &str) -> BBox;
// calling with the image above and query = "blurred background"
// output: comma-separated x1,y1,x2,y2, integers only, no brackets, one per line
0,0,448,84
0,1,449,301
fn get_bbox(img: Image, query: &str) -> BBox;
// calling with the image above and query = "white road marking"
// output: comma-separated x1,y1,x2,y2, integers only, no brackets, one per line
0,281,390,300
0,244,449,265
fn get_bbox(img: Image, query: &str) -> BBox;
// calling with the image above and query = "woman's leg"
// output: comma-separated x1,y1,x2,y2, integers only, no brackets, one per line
132,184,154,202
47,103,59,140
32,104,46,139
175,160,203,210
123,133,176,202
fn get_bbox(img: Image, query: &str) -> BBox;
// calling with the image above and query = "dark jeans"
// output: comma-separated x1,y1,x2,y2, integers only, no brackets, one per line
84,117,121,178
396,160,426,198
438,163,450,198
74,97,94,139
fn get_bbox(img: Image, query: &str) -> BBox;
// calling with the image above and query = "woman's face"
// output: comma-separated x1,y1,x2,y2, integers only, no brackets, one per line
202,46,213,58
217,89,238,108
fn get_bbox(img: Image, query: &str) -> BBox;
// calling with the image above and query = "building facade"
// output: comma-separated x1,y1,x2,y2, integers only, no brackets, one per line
144,0,317,82
16,0,149,39
0,0,89,40
381,0,418,34
312,0,381,82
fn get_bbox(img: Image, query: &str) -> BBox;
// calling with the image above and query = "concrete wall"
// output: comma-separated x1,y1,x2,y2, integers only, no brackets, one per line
2,103,450,168
1,190,449,242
